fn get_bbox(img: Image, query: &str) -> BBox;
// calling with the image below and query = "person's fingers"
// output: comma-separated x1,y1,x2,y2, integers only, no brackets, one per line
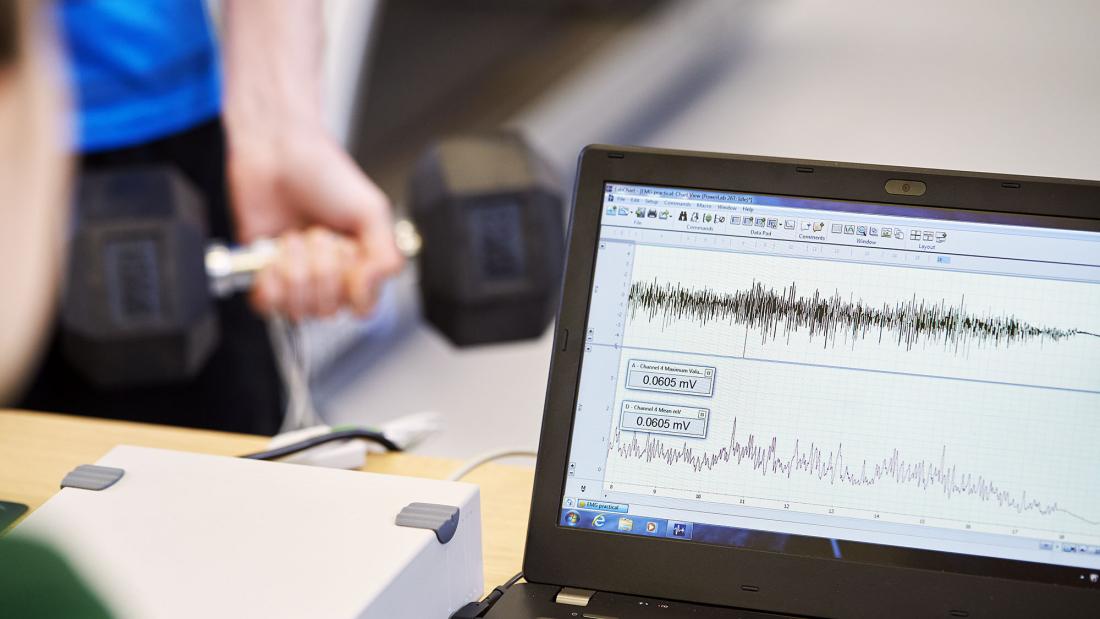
251,229,363,319
306,227,345,318
344,210,404,316
353,174,403,316
331,240,369,315
346,259,380,317
250,261,284,316
360,203,405,277
276,231,311,321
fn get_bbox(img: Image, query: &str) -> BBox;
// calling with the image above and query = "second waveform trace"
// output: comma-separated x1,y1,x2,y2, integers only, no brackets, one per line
608,417,1099,530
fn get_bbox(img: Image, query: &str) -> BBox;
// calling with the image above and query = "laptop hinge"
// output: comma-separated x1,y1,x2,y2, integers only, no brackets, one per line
555,587,595,607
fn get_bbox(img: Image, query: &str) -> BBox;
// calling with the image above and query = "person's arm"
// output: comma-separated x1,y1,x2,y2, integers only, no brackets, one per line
221,0,402,319
0,0,70,400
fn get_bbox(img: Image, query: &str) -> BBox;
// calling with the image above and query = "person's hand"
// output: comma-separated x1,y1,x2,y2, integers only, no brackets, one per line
221,0,403,320
227,128,404,319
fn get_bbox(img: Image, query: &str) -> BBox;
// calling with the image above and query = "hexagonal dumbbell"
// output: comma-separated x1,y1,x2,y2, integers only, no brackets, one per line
61,131,565,388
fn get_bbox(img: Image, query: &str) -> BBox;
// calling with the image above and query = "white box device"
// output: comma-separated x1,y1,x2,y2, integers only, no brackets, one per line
15,446,484,618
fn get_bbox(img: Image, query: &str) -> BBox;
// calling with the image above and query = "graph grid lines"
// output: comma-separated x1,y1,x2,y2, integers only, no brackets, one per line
600,243,1100,540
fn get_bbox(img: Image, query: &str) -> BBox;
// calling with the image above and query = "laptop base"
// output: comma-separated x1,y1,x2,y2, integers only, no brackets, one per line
483,583,801,618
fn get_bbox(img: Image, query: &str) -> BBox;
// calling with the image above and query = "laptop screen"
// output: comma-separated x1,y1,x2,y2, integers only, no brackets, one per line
560,181,1100,588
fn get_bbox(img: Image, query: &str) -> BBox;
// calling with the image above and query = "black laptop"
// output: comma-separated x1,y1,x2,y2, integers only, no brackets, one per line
482,146,1100,618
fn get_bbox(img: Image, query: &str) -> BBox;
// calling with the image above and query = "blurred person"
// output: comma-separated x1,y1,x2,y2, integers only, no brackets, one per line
18,0,403,434
0,2,113,614
0,0,70,404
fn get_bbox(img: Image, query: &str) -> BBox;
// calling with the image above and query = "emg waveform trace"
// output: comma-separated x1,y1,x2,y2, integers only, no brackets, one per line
617,244,1100,393
628,279,1098,352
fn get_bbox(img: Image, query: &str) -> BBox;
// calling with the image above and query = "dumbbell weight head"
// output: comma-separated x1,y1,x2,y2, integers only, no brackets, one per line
409,132,565,346
62,166,217,388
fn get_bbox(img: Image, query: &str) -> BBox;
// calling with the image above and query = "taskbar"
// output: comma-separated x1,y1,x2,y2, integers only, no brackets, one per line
561,507,693,540
557,508,1100,590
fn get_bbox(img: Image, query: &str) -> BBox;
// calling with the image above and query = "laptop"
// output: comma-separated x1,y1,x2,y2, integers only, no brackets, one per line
485,146,1100,618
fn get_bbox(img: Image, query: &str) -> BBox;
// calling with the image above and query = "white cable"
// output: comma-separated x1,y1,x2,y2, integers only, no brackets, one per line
269,314,321,432
377,411,443,451
446,448,538,482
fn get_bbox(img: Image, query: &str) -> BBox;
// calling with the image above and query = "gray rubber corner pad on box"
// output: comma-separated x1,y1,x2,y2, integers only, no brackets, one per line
395,502,460,544
61,465,125,491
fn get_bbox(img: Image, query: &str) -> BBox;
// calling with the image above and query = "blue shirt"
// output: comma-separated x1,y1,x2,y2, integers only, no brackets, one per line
59,0,222,153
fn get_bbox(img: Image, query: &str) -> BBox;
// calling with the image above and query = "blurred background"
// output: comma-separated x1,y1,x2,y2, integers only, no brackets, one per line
299,0,1099,458
25,0,1096,457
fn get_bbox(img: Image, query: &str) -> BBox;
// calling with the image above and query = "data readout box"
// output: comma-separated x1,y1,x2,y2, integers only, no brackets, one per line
619,401,709,439
625,359,715,397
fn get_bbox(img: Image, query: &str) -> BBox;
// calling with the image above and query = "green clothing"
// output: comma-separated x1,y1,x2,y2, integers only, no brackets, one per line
0,536,114,618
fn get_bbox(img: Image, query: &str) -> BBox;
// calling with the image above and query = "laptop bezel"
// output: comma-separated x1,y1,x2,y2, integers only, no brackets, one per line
524,144,1100,618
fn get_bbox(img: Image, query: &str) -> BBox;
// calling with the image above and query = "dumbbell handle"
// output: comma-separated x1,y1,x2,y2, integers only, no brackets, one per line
204,219,423,298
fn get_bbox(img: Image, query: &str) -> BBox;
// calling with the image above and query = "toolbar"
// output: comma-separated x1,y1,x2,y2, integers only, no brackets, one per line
601,183,1100,266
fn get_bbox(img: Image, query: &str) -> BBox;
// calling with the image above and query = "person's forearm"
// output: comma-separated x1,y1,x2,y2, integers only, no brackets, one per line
222,0,326,144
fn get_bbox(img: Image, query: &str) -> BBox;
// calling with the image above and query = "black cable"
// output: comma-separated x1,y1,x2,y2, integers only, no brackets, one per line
450,572,524,619
241,428,402,460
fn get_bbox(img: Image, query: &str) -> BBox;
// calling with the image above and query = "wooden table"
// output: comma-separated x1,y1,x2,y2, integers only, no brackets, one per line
0,410,533,595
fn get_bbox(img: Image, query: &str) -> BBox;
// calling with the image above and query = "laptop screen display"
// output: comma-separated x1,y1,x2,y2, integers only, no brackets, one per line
560,181,1100,588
